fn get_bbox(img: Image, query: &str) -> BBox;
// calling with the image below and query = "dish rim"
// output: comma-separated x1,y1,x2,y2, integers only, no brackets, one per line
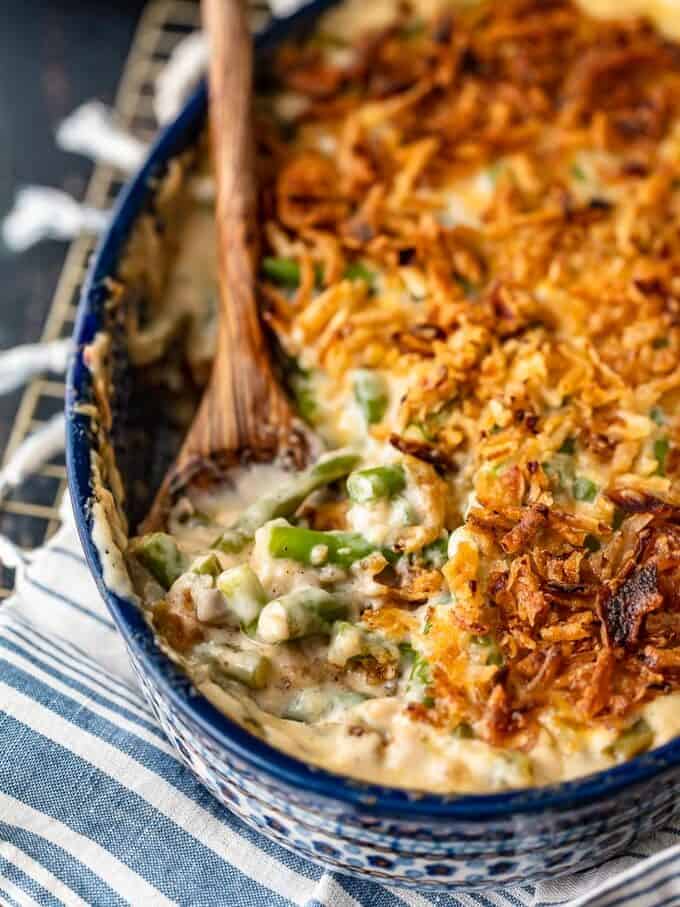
65,0,680,822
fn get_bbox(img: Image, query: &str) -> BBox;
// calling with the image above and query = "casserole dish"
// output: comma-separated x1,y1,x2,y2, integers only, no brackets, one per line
67,0,680,890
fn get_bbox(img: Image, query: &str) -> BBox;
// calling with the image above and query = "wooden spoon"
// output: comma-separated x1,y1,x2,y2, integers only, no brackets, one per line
144,0,312,530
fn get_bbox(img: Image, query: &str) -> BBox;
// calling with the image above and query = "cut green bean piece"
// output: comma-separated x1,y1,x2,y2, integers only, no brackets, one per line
421,535,449,567
605,717,654,762
290,370,317,424
573,476,598,502
347,465,406,503
327,621,400,667
310,451,361,484
344,262,375,287
130,533,186,589
451,721,475,739
654,438,670,476
261,256,300,288
353,369,388,424
268,523,395,568
210,649,271,690
212,449,360,553
542,453,575,491
257,587,348,643
410,652,431,686
571,162,587,182
190,552,222,577
399,642,417,665
471,634,504,667
282,355,318,424
216,564,267,626
261,256,324,288
284,687,367,722
213,529,251,555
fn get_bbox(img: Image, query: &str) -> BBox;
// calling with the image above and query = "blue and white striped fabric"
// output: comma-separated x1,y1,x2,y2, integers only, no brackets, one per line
2,509,680,906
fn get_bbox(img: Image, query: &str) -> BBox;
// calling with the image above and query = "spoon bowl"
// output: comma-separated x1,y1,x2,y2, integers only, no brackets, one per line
144,0,314,531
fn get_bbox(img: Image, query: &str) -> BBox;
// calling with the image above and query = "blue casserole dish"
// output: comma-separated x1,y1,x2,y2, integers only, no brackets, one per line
66,0,680,890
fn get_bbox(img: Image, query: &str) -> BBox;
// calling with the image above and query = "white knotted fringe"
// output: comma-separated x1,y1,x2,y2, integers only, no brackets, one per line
0,339,71,396
0,414,66,500
0,532,31,584
153,1,307,127
155,31,208,125
270,0,306,16
0,412,65,577
2,187,109,253
56,101,148,173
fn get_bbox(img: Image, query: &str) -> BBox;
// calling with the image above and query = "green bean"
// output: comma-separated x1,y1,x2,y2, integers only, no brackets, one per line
409,652,431,686
216,565,267,626
283,687,366,722
212,449,360,553
451,721,475,739
190,552,222,577
654,438,670,477
327,621,400,667
257,587,347,643
399,642,417,663
650,406,666,426
542,453,575,491
289,370,317,424
420,535,448,567
353,369,388,424
261,257,301,288
267,523,394,568
605,717,654,762
261,257,324,288
558,436,576,455
470,634,504,667
282,354,318,424
130,533,186,589
210,648,271,690
344,262,375,287
573,476,598,502
571,162,587,182
347,465,406,503
401,648,433,704
454,274,477,297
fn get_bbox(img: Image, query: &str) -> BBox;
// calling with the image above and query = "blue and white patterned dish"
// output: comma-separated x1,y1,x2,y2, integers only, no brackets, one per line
65,1,680,891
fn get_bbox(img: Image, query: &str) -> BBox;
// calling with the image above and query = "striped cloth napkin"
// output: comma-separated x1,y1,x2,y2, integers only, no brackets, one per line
2,506,680,906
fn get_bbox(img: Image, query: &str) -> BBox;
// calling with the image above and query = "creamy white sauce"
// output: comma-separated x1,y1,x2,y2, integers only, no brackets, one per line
87,0,680,794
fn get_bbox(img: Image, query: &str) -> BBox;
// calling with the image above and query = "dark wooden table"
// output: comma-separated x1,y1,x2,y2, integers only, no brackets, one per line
0,0,146,453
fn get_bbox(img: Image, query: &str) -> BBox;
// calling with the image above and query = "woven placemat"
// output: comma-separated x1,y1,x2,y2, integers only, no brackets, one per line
0,0,204,596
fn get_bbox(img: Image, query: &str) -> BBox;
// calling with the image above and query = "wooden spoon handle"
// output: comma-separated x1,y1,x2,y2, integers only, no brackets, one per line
204,0,256,272
182,0,305,464
141,0,312,531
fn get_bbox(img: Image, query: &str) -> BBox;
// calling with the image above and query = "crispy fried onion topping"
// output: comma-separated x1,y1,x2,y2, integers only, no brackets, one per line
255,0,680,742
